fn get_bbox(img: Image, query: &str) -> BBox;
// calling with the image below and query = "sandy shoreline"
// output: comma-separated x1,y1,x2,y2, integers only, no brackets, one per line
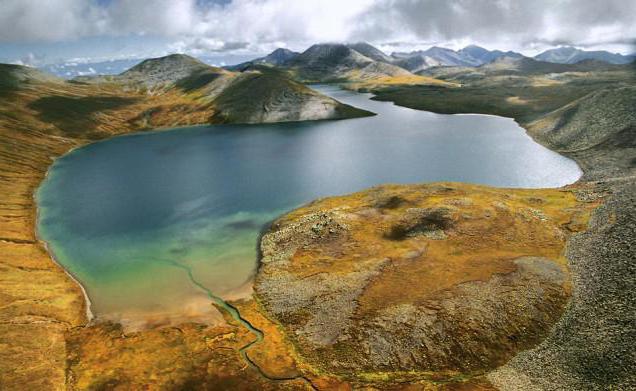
34,152,95,323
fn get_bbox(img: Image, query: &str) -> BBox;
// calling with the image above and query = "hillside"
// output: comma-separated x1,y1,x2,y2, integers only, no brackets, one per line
0,64,61,88
527,86,636,181
535,46,634,64
256,183,594,382
279,43,452,89
0,59,374,389
209,68,373,123
412,58,634,114
346,42,394,63
1,44,634,389
226,48,299,71
392,45,523,72
252,57,636,390
285,43,410,82
70,54,373,124
118,54,222,88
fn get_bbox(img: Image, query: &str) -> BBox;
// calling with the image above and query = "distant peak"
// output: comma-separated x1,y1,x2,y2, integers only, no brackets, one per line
143,53,201,63
165,53,195,59
348,42,374,48
270,48,294,54
0,63,61,86
307,43,349,50
553,46,580,53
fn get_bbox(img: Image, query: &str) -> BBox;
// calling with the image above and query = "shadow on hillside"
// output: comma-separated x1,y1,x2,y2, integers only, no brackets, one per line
174,69,223,93
28,95,138,137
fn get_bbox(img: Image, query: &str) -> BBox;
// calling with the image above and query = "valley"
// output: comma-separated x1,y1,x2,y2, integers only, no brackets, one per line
0,40,633,391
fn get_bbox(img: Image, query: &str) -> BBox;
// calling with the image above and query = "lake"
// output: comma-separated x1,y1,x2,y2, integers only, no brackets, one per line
36,85,581,329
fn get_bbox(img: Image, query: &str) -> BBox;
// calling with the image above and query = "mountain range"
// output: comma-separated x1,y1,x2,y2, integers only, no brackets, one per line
230,43,634,76
36,43,634,79
534,46,634,64
6,53,374,128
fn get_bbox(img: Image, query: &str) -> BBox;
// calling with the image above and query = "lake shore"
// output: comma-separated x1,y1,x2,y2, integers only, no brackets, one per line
1,80,633,390
370,84,635,390
33,84,581,334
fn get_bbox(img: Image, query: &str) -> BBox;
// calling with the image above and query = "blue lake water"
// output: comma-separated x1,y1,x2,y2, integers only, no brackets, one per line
36,85,581,328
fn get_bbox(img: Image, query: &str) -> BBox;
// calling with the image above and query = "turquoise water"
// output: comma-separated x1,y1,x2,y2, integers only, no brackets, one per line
36,85,581,328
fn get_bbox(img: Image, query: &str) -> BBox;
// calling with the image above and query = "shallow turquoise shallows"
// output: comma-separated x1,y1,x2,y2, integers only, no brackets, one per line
36,85,581,327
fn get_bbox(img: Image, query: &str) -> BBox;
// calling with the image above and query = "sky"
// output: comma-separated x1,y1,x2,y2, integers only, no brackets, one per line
1,0,635,67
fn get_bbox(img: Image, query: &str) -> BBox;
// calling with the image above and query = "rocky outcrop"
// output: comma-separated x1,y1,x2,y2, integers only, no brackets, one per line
255,183,596,382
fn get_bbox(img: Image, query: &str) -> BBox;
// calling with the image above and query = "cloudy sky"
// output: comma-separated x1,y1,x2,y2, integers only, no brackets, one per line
1,0,635,66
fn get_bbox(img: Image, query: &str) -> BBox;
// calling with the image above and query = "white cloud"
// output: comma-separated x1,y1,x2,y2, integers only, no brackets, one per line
0,0,634,57
355,0,636,54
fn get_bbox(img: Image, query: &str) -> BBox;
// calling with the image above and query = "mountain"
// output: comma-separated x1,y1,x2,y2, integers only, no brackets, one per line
480,55,629,75
0,64,61,89
227,48,299,70
391,45,523,72
535,46,634,64
392,46,481,70
424,46,482,66
418,54,633,88
289,43,371,70
346,42,393,63
392,54,444,73
286,43,413,82
66,53,373,124
258,48,299,65
72,54,230,91
209,66,372,123
459,45,523,64
118,54,221,88
528,85,636,152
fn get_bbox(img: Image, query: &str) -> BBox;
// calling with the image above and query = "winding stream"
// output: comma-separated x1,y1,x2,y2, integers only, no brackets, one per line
36,85,581,329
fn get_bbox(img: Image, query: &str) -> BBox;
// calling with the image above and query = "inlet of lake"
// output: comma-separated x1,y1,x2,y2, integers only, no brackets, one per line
36,85,582,329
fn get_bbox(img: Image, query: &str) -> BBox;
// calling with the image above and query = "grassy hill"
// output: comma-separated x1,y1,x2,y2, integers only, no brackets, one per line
209,67,372,123
377,60,634,123
1,54,374,138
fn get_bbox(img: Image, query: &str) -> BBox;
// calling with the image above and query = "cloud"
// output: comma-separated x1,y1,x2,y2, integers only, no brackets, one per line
0,0,369,44
169,37,249,54
354,0,636,52
0,0,634,57
0,0,106,42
